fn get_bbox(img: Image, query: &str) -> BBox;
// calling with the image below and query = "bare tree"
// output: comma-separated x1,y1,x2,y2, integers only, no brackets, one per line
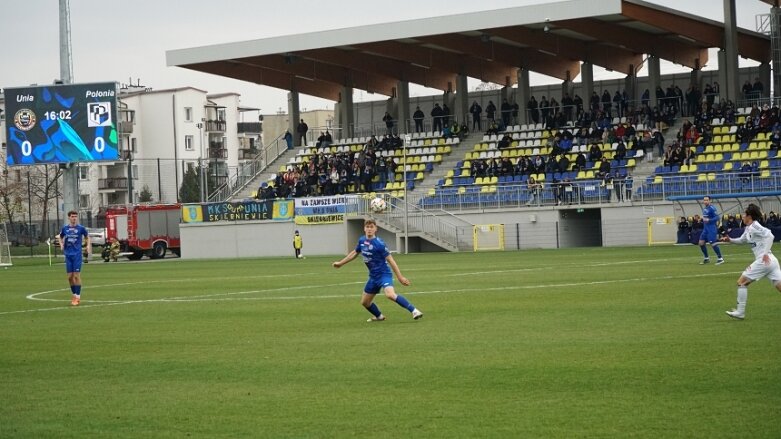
27,165,64,239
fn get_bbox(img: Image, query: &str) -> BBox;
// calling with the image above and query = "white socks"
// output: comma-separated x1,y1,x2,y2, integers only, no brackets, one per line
736,286,748,314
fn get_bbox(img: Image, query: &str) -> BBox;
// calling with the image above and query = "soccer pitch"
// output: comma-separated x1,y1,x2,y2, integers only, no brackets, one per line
1,246,780,438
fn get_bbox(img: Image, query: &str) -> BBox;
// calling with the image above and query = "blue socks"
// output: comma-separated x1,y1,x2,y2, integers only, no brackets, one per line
700,245,709,259
70,285,81,296
713,245,723,259
394,294,415,312
366,303,382,317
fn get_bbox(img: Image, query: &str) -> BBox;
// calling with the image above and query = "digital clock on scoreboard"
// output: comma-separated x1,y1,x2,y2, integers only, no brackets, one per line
4,82,120,166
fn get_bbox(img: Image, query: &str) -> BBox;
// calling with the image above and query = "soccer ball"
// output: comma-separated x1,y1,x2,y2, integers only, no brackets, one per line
370,197,387,213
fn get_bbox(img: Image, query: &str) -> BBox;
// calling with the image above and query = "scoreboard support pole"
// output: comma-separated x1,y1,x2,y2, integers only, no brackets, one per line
61,164,79,219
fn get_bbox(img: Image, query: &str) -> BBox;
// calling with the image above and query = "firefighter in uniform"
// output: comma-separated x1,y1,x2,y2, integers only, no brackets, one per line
103,237,120,262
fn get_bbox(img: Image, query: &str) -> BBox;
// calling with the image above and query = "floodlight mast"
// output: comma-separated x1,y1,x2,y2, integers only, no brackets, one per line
59,0,80,219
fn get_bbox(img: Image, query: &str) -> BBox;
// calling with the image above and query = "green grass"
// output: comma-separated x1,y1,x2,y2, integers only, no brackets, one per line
1,246,780,438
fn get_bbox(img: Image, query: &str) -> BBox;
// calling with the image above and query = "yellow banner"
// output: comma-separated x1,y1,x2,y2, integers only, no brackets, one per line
273,200,294,221
294,214,345,225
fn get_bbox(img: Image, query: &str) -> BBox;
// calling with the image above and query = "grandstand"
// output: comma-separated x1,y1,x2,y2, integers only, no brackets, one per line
167,0,780,252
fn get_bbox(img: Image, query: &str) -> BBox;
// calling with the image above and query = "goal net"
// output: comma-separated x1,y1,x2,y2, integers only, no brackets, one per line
473,224,505,251
0,223,12,267
647,216,676,246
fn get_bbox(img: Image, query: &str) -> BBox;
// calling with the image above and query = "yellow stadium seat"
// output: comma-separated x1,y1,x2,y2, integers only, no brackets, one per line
696,173,707,182
444,178,453,186
654,175,663,184
445,169,454,178
761,169,771,178
458,186,466,194
428,188,436,196
475,177,485,185
461,169,471,177
723,162,733,171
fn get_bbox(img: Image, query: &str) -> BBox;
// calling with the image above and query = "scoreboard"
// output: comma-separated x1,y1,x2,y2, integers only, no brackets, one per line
4,82,120,166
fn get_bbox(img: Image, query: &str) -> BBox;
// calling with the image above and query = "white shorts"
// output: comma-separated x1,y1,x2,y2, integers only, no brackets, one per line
741,254,781,284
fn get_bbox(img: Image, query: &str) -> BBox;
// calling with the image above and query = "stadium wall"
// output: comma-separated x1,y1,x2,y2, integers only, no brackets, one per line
179,203,679,258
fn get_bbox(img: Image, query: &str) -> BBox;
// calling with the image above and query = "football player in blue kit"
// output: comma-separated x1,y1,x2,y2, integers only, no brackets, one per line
699,195,724,265
59,210,90,306
333,218,423,321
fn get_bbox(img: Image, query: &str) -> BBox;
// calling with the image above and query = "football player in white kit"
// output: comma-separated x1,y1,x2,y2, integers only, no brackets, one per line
720,203,781,320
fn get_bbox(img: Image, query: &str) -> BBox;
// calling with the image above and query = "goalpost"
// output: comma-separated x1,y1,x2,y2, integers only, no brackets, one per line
0,223,12,267
473,224,505,251
647,216,677,246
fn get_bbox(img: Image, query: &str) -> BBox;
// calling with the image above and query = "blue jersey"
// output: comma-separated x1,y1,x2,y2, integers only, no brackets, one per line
60,224,88,256
702,205,719,230
355,235,391,278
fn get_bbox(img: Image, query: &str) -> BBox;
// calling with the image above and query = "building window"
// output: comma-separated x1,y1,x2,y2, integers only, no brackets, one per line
79,195,90,209
78,166,89,180
131,138,137,153
131,165,139,180
217,108,226,121
185,135,194,151
184,107,193,122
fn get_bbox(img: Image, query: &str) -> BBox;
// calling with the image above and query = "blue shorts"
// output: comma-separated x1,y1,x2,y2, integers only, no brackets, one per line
700,228,718,244
364,275,393,294
65,253,83,273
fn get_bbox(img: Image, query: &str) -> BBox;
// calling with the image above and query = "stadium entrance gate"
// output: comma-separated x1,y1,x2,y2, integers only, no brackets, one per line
557,208,602,248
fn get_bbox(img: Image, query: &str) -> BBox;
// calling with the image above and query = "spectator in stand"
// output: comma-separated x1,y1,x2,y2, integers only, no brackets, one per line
442,103,451,127
588,143,603,162
497,133,512,149
500,99,512,127
742,80,754,101
296,119,309,146
752,77,764,101
562,93,574,121
740,162,753,184
641,89,650,108
682,145,695,166
663,145,676,167
469,101,482,131
527,96,539,124
383,112,394,136
624,175,633,201
284,130,293,150
558,154,571,173
573,151,587,172
486,100,497,123
512,100,520,125
539,96,550,123
613,91,623,118
769,128,781,151
615,141,627,162
601,90,612,117
596,157,611,179
413,106,425,132
431,103,444,132
573,94,584,115
499,157,514,176
486,119,500,136
526,175,542,206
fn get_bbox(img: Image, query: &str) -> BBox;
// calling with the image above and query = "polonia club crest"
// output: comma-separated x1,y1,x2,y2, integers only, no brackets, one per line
14,109,37,131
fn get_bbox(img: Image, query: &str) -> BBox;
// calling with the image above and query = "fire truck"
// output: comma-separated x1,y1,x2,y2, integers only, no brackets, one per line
105,204,182,260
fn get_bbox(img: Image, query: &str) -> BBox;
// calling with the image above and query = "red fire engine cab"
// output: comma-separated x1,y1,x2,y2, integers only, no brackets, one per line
105,204,182,260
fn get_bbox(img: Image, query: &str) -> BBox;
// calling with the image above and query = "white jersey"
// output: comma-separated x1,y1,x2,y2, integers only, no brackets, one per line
730,221,775,260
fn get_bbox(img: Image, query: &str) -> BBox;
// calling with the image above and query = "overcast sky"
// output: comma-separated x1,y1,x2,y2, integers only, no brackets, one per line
0,0,772,114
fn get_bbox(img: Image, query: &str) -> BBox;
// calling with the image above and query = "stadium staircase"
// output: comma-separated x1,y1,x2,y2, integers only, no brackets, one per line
630,118,686,185
371,196,474,252
231,146,301,200
412,133,482,196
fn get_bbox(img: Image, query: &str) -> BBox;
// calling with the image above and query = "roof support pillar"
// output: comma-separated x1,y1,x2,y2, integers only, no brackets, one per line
648,56,661,108
581,62,594,111
773,7,781,100
516,68,531,126
717,49,728,105
759,61,771,101
287,88,301,146
624,67,637,109
340,86,354,139
396,81,410,134
455,74,469,129
723,0,740,103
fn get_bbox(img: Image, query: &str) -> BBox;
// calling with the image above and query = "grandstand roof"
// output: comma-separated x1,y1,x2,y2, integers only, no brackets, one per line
166,0,771,101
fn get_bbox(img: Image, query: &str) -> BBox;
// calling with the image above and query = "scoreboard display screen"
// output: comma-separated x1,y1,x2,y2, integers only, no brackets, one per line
4,82,120,166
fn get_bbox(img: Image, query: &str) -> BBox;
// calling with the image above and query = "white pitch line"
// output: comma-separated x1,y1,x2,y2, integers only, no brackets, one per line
2,270,739,317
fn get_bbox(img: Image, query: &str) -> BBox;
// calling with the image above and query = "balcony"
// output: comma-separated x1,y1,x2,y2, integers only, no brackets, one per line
238,148,260,160
209,148,228,159
121,150,132,160
119,121,134,133
99,177,129,190
237,122,262,134
206,120,226,132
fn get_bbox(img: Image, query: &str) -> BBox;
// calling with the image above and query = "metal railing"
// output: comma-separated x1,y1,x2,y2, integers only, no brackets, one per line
207,133,288,202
